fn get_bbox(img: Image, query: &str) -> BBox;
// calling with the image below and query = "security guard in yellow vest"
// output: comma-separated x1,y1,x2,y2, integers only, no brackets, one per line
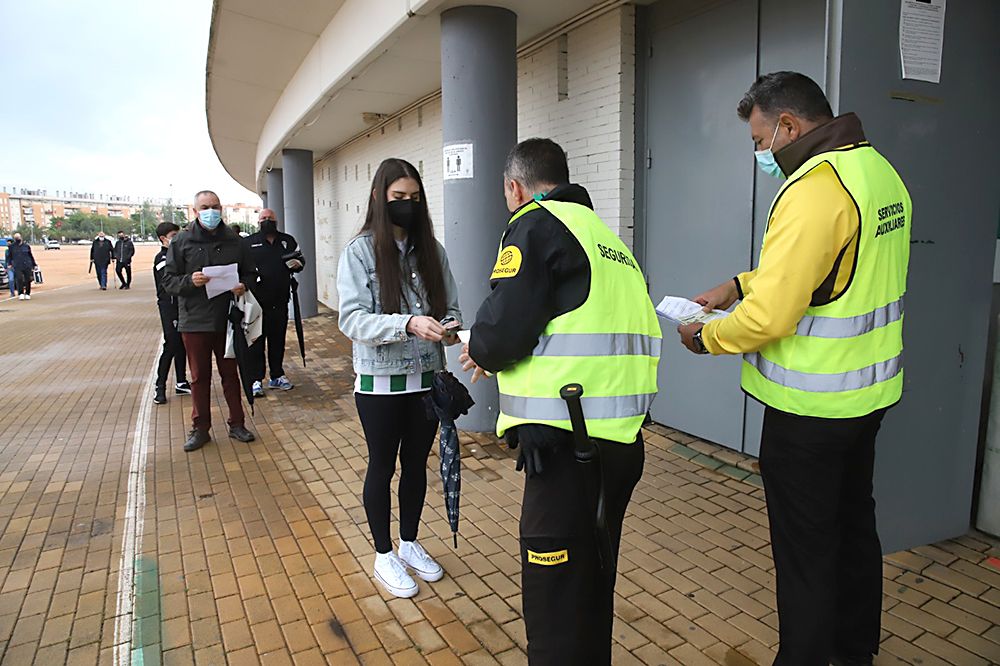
678,73,910,666
459,138,660,665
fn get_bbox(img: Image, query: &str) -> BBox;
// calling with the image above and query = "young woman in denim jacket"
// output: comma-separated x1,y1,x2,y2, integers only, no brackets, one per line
337,158,462,598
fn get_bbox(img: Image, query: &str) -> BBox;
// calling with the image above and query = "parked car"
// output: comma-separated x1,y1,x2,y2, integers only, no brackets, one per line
0,264,7,290
44,240,61,250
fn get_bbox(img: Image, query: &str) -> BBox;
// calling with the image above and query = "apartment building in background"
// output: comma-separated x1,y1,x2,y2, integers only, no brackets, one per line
0,186,191,232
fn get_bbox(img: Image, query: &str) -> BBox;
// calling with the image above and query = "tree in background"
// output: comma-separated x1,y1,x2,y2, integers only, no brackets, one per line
47,212,127,241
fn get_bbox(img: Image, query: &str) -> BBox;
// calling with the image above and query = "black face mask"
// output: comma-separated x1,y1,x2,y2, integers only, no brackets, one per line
387,199,418,232
13,239,21,245
260,220,277,235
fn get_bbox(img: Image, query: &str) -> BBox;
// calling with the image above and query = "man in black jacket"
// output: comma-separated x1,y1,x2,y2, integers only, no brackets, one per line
90,231,113,290
8,233,37,301
152,222,191,405
163,190,257,451
113,230,135,289
459,139,656,665
244,208,305,396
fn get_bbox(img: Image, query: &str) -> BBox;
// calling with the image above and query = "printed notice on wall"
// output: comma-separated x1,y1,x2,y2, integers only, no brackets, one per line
443,143,474,181
899,0,946,83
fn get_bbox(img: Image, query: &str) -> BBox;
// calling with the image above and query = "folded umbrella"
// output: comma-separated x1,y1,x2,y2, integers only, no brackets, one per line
227,300,256,415
423,370,475,547
289,277,306,367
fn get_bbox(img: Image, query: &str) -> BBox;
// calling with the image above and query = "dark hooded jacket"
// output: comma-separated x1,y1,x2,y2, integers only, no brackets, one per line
162,222,256,333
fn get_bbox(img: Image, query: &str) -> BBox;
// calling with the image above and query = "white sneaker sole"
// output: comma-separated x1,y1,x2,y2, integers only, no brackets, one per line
373,569,418,598
402,560,444,583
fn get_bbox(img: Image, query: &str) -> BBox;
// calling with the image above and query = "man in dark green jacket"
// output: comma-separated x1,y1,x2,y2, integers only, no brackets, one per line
163,190,257,451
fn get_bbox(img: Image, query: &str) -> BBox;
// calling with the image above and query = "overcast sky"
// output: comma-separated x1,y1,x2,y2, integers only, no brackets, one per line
0,0,260,205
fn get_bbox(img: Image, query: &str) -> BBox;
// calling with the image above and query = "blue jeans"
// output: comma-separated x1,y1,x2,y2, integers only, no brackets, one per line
95,263,109,289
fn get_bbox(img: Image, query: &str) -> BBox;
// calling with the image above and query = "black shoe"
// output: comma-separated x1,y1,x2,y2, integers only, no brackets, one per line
123,285,130,290
100,286,107,290
153,387,167,405
184,428,211,452
175,381,192,395
228,425,256,443
830,654,874,666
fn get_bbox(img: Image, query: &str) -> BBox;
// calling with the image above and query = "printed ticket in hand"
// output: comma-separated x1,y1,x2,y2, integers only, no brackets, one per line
655,295,729,326
203,263,239,300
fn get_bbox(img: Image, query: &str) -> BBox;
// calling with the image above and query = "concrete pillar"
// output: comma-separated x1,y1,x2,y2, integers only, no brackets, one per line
441,6,517,431
261,191,268,209
282,149,318,318
265,169,284,233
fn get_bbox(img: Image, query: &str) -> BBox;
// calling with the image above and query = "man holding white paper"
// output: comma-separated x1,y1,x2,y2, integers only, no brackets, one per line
677,72,910,666
163,190,258,452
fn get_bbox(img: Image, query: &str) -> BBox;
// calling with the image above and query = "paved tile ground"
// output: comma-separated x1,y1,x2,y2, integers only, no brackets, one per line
0,277,999,665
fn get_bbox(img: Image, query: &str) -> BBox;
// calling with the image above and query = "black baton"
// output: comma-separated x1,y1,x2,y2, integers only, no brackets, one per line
560,383,614,582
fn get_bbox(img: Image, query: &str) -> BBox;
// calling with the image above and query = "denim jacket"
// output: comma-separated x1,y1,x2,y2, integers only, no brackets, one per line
337,232,462,374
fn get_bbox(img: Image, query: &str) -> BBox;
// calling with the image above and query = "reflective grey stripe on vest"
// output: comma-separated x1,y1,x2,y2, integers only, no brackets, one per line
499,392,655,420
796,297,904,339
531,333,661,358
744,352,902,393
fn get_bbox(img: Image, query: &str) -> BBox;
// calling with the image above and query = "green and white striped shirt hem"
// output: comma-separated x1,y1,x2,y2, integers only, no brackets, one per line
354,370,434,395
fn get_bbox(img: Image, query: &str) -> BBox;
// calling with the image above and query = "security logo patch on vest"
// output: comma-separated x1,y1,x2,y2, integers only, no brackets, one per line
491,245,522,279
526,549,569,566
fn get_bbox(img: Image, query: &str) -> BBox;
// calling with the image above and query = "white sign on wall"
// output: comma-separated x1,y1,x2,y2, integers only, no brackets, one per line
443,143,474,181
899,0,946,83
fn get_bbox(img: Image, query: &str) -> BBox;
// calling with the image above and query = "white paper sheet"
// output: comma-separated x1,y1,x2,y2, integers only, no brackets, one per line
655,295,729,327
202,263,239,300
900,0,946,84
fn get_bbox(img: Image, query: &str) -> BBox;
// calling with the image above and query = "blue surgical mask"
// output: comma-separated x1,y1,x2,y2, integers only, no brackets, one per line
754,123,785,180
198,209,222,229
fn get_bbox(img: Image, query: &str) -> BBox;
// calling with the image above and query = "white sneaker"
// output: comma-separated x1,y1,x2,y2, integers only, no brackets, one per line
18,294,24,300
373,552,418,598
24,295,30,300
399,540,444,582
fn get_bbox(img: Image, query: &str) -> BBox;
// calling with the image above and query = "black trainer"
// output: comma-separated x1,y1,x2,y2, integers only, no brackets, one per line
153,387,167,405
175,381,192,395
229,425,256,443
184,429,211,452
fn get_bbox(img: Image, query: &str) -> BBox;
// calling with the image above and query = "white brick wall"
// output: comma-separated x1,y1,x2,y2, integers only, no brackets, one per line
313,7,635,310
313,99,444,309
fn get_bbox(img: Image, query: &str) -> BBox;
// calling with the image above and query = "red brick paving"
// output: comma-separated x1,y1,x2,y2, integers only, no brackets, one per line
0,277,997,665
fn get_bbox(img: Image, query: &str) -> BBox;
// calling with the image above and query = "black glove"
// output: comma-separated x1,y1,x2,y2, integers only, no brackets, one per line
506,425,561,478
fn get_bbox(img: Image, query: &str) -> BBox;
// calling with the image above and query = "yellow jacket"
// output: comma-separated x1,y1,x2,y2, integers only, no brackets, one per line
702,114,866,355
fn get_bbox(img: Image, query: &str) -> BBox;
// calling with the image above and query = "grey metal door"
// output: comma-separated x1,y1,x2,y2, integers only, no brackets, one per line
643,0,758,450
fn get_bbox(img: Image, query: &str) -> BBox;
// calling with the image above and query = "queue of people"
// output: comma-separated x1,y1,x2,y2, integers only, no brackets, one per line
147,70,907,666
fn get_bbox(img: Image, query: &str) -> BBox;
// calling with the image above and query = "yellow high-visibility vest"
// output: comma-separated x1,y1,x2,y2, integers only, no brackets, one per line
495,201,661,444
741,144,911,418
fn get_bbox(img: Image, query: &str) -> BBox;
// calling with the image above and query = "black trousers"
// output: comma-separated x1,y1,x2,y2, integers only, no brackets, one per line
355,392,439,554
155,303,187,389
14,269,31,296
115,261,132,287
249,304,288,382
759,406,886,666
520,429,643,666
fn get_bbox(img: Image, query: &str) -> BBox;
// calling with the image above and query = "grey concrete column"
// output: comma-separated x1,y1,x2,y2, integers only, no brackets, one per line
441,6,517,431
261,191,268,209
265,169,284,233
282,149,318,318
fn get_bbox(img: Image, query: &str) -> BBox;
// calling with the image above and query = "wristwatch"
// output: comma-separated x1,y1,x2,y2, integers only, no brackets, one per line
692,329,708,355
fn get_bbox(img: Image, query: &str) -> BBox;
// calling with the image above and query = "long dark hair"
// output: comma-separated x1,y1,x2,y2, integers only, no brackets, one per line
360,158,446,319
